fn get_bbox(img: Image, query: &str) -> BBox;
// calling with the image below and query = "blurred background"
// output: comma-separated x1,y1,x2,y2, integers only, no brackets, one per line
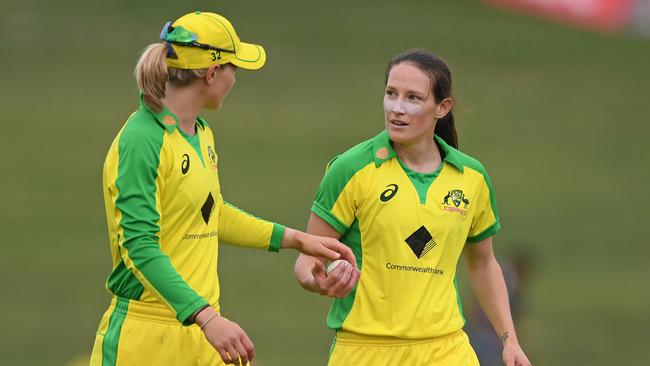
1,0,648,365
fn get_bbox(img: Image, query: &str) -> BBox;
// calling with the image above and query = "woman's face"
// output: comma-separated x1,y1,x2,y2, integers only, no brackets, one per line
384,62,450,146
204,63,237,110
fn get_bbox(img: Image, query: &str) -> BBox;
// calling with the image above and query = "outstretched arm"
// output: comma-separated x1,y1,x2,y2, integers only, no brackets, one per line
219,198,356,264
464,237,532,366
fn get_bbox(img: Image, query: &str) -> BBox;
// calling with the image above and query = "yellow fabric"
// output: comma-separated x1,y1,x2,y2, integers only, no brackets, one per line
166,12,266,70
102,99,278,322
313,131,500,339
90,297,236,366
218,198,276,249
335,161,491,337
467,172,498,238
328,330,479,366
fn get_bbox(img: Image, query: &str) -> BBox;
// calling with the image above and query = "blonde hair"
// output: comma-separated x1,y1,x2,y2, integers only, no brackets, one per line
135,43,209,112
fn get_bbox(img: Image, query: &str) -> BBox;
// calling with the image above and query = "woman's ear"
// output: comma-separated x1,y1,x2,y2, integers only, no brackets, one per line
436,97,454,120
205,64,221,84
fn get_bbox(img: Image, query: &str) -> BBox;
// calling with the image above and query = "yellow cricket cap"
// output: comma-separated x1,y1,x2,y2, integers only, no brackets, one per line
161,11,266,70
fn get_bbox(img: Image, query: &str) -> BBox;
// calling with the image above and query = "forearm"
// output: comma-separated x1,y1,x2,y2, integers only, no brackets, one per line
218,200,284,251
466,257,518,344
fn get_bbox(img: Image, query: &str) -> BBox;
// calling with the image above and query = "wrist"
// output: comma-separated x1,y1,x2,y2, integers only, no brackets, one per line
190,305,209,324
499,330,519,347
194,306,217,325
281,228,302,250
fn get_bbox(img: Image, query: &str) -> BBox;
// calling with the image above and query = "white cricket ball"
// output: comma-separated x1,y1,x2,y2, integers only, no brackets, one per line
326,259,350,275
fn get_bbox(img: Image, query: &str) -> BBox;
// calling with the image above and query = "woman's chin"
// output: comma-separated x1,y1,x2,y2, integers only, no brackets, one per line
387,128,411,144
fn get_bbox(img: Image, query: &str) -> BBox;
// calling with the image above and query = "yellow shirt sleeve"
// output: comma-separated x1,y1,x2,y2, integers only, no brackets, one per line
217,194,285,252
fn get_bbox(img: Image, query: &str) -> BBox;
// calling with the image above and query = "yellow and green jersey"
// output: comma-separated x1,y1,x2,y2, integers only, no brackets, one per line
312,130,500,339
102,95,285,325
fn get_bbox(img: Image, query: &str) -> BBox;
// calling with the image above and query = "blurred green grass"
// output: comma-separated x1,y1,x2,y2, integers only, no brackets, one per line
1,0,649,365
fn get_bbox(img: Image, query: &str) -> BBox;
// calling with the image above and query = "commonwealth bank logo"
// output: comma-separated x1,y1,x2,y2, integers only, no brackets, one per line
404,226,437,259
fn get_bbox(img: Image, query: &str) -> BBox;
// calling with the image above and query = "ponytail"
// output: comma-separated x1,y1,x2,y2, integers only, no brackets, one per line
135,43,168,113
434,111,458,149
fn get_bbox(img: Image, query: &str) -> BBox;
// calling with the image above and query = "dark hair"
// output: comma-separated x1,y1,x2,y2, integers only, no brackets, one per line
385,49,458,148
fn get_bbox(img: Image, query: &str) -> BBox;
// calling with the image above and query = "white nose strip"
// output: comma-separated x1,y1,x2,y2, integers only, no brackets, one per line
383,98,423,116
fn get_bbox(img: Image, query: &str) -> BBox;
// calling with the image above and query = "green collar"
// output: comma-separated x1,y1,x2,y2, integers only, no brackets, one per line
371,130,464,172
139,93,207,133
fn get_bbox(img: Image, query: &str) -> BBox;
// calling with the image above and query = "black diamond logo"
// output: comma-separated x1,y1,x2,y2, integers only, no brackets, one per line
404,226,437,258
201,192,215,224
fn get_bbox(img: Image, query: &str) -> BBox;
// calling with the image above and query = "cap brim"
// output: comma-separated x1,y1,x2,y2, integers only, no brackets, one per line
231,42,266,70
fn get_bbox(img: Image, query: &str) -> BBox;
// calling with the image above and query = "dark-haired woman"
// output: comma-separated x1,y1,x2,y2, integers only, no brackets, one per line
294,49,531,366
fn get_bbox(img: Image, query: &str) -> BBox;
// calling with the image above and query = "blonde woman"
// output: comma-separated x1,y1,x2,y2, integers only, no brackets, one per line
89,11,355,366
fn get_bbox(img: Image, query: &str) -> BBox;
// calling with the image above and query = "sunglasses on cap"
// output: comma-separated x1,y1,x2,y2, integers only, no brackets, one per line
159,21,236,55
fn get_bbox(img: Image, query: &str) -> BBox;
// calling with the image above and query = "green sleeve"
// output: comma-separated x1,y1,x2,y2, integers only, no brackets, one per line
312,145,374,234
115,120,207,324
466,165,501,243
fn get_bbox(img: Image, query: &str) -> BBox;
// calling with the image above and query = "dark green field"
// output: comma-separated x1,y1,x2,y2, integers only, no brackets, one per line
2,0,648,365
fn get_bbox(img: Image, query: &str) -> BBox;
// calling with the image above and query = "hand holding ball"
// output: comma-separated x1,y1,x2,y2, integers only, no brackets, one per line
326,259,350,275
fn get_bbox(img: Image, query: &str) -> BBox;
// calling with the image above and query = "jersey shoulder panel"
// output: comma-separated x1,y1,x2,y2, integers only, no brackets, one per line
119,109,166,147
449,146,489,177
325,137,376,183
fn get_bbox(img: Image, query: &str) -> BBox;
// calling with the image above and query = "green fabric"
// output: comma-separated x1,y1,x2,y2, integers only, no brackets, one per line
101,298,129,366
311,202,349,234
371,130,465,172
138,93,207,132
434,134,502,239
453,275,466,324
115,112,207,325
313,139,376,225
181,130,205,167
432,135,465,172
269,223,285,253
106,260,144,300
326,219,362,330
397,157,444,204
371,130,398,167
438,136,500,220
467,221,502,243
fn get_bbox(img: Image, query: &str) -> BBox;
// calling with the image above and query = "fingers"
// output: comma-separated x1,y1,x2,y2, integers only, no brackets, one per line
311,260,326,280
319,261,359,298
341,267,360,295
516,356,532,366
233,341,249,366
322,240,356,267
316,243,341,261
220,339,250,365
219,347,238,365
205,318,254,366
240,330,255,362
330,264,359,298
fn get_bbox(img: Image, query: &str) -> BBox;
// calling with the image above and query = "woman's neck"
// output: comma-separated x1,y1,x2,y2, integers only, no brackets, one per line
393,136,442,173
162,86,204,136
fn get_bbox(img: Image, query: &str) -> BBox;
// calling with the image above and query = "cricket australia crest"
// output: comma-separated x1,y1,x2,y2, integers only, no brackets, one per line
442,189,470,215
